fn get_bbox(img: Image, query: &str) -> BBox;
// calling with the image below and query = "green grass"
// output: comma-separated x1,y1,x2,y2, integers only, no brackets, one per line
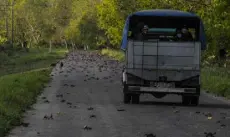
101,48,230,99
0,48,67,76
201,67,230,99
0,48,68,136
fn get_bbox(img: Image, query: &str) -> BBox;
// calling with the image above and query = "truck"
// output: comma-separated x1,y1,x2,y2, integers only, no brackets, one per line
121,9,207,106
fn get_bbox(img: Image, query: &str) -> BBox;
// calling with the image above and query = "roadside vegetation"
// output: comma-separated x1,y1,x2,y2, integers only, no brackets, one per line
0,48,67,136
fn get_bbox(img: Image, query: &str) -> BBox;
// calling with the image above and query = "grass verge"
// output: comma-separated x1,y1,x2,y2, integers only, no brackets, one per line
0,48,67,76
101,48,230,99
0,48,68,136
201,67,230,99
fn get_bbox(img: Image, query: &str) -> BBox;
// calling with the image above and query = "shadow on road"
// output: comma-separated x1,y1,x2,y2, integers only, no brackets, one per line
139,101,230,109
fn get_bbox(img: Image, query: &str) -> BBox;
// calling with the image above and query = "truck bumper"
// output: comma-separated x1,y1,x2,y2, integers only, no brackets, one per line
125,85,199,96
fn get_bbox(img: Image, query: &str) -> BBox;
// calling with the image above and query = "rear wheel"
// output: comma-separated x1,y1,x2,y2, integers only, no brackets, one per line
182,96,199,106
182,96,190,105
123,93,131,104
190,96,199,106
123,84,131,104
131,94,140,104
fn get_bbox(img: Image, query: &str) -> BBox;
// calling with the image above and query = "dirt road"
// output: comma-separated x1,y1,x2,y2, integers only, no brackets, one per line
8,51,230,137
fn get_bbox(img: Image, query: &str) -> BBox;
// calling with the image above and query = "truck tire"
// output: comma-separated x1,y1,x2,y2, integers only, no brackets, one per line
123,93,131,104
190,96,199,106
182,96,190,105
131,94,140,104
123,84,131,104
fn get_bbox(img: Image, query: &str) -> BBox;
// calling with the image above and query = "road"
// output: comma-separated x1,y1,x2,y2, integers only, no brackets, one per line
8,51,230,137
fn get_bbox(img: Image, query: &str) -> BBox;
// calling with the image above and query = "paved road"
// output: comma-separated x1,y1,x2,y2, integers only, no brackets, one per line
8,51,230,137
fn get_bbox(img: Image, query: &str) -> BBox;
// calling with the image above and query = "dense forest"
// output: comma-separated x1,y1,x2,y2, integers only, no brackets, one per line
0,0,230,63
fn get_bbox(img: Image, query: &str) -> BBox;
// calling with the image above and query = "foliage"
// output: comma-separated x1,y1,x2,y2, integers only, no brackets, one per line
101,48,125,61
201,67,230,99
0,0,229,58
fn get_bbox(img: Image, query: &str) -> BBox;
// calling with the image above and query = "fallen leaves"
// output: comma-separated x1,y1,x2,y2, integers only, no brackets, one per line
220,124,226,128
70,84,75,87
57,112,65,116
87,107,94,110
204,112,212,117
83,125,92,130
43,114,53,120
89,114,96,118
21,122,30,127
145,133,156,137
56,94,63,98
204,132,216,137
202,112,213,120
117,109,125,112
67,102,72,105
173,110,180,113
44,100,50,103
207,116,212,120
60,62,64,68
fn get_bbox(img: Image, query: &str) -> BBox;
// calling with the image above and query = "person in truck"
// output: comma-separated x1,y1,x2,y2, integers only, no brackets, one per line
135,24,149,40
181,26,194,41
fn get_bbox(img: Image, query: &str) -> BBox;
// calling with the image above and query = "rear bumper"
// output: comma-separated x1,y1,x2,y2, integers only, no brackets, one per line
125,85,200,96
122,71,200,88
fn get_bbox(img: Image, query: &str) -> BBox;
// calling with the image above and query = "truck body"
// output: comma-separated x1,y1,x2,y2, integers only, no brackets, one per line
121,9,206,105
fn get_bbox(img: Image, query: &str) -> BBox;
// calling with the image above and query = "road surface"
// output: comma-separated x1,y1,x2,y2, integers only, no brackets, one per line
8,51,230,137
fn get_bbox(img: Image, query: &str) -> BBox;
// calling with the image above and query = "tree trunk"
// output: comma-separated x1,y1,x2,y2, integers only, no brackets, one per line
49,40,52,53
64,39,68,50
71,41,75,50
22,41,29,52
29,38,33,49
5,17,9,39
21,42,24,48
84,45,86,50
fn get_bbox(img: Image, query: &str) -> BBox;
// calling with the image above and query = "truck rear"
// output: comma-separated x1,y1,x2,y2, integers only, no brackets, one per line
121,10,207,105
